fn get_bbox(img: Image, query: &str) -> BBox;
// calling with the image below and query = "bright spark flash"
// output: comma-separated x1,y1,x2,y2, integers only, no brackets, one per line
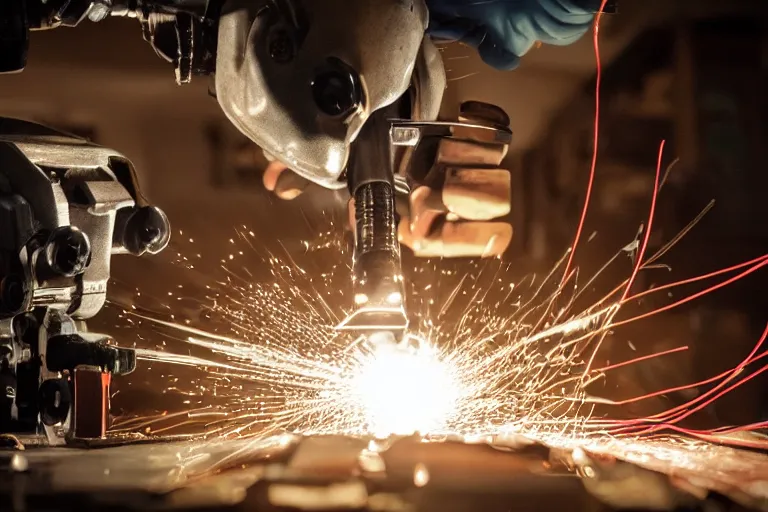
342,333,464,437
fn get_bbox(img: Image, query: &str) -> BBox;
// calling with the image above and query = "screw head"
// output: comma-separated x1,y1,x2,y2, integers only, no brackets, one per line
39,379,71,427
46,226,91,277
311,59,361,118
124,206,171,256
0,274,28,313
268,28,295,64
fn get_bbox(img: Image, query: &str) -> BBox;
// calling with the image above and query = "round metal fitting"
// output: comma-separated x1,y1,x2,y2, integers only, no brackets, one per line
45,226,91,277
311,58,361,118
39,379,72,427
267,27,295,64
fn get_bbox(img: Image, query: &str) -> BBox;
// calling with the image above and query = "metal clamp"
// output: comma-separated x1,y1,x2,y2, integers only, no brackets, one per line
0,118,170,445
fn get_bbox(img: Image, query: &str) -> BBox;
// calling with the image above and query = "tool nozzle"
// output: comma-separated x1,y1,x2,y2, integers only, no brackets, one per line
336,180,408,333
338,105,408,334
336,248,408,332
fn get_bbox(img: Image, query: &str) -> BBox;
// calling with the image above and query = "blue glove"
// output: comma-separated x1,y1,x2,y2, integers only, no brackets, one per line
425,0,600,70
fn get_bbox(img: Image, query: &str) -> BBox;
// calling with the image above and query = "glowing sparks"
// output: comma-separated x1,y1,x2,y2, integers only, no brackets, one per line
99,4,768,501
342,334,464,437
108,209,768,454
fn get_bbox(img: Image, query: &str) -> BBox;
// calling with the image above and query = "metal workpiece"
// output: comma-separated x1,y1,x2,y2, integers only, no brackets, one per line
0,118,169,445
1,433,761,512
0,118,171,320
215,0,446,190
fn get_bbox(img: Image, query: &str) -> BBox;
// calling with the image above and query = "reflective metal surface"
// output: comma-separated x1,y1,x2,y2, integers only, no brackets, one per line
0,118,170,445
1,434,766,511
214,0,445,189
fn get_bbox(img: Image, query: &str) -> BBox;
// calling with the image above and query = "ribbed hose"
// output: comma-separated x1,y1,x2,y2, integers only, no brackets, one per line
354,182,399,256
342,104,408,331
350,179,405,326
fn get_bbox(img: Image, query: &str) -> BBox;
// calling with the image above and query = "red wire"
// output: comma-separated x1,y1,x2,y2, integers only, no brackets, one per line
561,0,609,288
621,140,665,302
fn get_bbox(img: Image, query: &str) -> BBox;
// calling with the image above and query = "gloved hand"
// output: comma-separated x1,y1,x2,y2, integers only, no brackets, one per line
425,0,599,70
394,101,513,258
262,102,513,259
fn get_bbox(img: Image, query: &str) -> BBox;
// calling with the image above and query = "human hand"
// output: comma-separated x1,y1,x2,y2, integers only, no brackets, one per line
261,102,513,258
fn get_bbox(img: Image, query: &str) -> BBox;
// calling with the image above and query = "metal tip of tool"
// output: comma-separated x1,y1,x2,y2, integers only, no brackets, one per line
335,307,408,332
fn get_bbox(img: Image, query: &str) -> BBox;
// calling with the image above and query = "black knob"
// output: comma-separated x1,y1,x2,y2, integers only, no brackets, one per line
39,379,71,427
0,274,28,315
123,206,171,256
45,226,91,278
267,26,295,64
311,58,361,118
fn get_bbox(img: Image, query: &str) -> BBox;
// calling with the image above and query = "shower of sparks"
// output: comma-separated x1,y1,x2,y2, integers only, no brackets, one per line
108,145,768,444
106,1,768,459
107,202,768,447
109,217,581,438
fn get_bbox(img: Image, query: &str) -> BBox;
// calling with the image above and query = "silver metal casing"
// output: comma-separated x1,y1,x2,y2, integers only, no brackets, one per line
214,0,446,189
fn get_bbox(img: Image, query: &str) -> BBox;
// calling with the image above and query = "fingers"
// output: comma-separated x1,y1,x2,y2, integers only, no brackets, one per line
262,160,286,192
348,192,512,258
407,186,446,239
443,168,511,221
398,104,514,258
398,216,512,258
406,176,510,243
263,160,311,200
432,138,507,168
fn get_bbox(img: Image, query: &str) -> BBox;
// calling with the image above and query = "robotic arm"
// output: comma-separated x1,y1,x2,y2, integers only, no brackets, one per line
0,118,170,445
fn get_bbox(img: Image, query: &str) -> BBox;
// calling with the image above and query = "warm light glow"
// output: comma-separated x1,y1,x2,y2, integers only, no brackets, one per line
413,463,430,487
386,292,403,305
347,334,462,438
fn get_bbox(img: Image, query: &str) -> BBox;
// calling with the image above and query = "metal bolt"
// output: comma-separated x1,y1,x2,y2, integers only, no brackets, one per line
312,58,361,118
123,206,171,256
45,226,91,277
39,379,71,427
268,28,295,64
88,2,111,22
0,274,28,313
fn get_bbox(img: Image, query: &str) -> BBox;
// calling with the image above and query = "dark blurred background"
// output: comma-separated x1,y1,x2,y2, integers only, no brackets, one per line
1,0,767,430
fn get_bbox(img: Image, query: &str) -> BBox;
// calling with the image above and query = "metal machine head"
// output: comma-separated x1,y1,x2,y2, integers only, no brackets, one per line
214,0,442,189
212,0,448,337
0,119,170,445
